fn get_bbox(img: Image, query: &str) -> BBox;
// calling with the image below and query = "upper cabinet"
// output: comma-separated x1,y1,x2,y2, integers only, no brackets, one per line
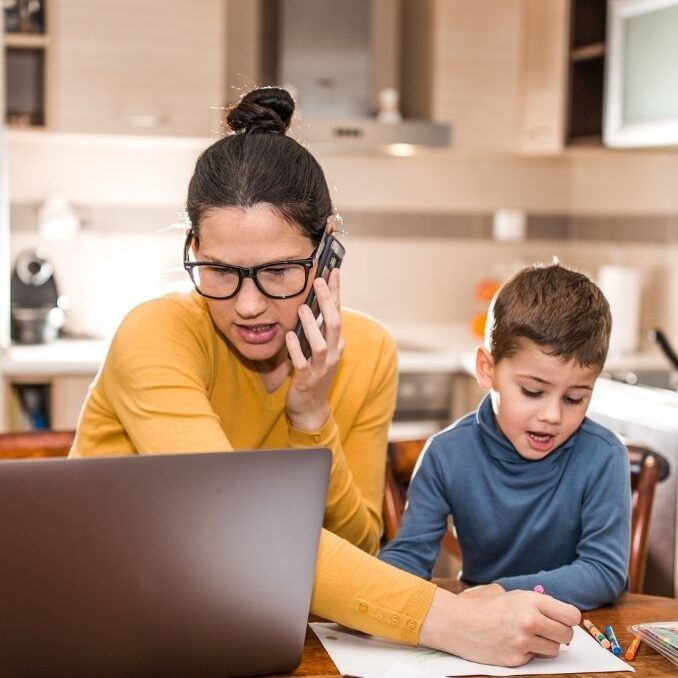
3,0,225,137
429,0,607,155
2,0,611,150
50,0,225,137
429,0,527,153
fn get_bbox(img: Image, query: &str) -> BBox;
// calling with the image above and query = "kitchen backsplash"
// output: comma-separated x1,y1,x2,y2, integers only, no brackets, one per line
11,203,678,243
9,204,678,345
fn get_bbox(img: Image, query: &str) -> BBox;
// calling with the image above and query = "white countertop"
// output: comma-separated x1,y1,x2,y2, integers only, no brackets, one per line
591,377,678,433
0,323,671,378
1,339,110,376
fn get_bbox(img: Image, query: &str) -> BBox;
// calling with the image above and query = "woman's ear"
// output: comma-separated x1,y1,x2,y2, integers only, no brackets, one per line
325,215,336,236
475,346,495,390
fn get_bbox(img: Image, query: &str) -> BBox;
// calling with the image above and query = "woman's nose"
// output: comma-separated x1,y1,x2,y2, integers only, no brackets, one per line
234,277,267,317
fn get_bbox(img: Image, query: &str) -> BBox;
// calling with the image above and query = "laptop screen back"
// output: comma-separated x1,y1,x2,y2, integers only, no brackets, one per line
0,448,330,678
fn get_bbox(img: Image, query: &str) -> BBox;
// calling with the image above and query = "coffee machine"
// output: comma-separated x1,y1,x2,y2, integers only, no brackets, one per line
10,249,65,344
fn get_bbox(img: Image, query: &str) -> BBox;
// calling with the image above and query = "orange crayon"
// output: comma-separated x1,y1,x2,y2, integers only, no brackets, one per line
582,619,611,649
624,635,641,661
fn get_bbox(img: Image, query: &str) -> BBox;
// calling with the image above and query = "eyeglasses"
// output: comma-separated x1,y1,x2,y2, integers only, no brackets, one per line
183,231,324,300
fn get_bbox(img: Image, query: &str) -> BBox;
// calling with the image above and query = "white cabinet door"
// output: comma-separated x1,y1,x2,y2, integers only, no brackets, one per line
50,0,225,136
50,375,93,430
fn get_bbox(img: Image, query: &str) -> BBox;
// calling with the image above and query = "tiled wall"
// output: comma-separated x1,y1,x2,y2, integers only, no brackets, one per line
7,132,678,346
10,203,678,346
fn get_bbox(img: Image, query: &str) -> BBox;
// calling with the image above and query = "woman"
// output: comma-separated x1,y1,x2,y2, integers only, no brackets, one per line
70,86,579,666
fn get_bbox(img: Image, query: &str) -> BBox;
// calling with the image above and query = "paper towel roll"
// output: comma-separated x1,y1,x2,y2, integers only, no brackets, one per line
598,266,641,357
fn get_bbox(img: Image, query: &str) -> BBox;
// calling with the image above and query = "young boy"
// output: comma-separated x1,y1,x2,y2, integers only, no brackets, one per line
379,263,631,610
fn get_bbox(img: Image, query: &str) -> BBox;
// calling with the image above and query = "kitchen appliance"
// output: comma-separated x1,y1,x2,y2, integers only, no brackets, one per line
10,248,65,344
589,377,678,597
276,0,451,151
390,371,455,441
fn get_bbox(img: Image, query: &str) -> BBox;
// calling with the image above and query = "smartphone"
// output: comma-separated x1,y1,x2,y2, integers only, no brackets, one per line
294,234,346,359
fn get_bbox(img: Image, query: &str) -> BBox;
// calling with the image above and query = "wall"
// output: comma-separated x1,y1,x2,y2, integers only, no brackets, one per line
6,130,678,347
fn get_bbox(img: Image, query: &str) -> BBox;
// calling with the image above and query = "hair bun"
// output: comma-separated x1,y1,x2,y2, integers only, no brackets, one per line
226,86,295,135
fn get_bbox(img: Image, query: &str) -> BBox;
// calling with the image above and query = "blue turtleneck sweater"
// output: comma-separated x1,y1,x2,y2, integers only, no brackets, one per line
379,395,631,610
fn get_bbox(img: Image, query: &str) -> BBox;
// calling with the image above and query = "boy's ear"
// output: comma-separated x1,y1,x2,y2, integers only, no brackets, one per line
475,346,495,390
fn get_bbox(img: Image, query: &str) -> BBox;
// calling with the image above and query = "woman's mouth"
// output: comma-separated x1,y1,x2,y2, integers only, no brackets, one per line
526,431,556,452
235,323,278,345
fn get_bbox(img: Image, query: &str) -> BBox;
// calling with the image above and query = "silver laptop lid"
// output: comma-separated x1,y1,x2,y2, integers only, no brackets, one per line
0,448,331,678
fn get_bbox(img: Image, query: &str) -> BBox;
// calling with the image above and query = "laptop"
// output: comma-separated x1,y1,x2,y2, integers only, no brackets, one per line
0,448,331,678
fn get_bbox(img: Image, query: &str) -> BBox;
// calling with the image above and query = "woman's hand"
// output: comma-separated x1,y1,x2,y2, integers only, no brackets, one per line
285,268,344,432
419,587,580,667
458,582,505,599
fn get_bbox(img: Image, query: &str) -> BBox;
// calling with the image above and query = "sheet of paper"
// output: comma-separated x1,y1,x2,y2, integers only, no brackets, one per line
310,623,634,677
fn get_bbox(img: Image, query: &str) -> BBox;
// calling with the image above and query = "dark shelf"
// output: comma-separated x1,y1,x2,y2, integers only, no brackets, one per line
567,57,605,142
3,0,46,35
566,1,607,146
570,0,607,49
5,46,45,127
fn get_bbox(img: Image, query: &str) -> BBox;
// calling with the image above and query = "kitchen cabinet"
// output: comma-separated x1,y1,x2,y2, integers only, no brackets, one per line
0,339,104,432
4,374,92,431
429,0,606,154
428,0,526,152
519,0,571,154
520,0,608,153
42,0,225,136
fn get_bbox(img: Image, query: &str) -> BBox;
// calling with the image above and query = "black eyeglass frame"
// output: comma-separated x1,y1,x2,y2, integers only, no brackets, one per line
183,230,325,300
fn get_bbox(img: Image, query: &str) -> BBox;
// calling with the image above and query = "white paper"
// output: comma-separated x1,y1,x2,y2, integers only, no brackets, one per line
310,623,634,677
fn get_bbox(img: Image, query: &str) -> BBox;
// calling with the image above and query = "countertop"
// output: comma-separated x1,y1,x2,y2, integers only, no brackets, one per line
0,322,671,377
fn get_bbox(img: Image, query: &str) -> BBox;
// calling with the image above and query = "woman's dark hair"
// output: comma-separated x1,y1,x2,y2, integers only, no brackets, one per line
186,86,333,244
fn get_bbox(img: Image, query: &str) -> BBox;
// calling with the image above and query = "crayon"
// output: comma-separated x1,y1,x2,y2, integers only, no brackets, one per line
624,635,641,661
603,625,622,656
582,619,611,649
533,584,545,594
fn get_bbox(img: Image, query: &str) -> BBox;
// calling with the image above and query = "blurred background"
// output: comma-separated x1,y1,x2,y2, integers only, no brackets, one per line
2,0,678,595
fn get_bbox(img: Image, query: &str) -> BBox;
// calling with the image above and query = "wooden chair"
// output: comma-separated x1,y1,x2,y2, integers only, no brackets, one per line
383,438,461,559
0,430,75,459
626,443,668,593
382,437,666,593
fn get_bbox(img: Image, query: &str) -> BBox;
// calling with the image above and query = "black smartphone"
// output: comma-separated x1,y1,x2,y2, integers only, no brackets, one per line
294,234,346,359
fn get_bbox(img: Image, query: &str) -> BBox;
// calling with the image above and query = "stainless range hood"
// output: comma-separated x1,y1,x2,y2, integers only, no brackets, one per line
272,0,452,152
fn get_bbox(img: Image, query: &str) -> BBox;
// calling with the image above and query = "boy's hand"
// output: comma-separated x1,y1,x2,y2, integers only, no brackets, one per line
419,587,580,667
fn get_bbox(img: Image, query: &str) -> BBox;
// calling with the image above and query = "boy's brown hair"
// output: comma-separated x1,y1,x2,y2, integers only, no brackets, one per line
487,262,612,369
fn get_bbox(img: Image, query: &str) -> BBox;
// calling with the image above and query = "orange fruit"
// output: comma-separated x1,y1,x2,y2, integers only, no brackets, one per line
470,312,487,339
474,278,501,302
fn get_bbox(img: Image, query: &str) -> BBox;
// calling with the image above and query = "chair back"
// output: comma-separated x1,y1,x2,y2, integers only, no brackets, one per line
626,442,668,593
0,430,75,460
384,437,461,558
383,437,666,593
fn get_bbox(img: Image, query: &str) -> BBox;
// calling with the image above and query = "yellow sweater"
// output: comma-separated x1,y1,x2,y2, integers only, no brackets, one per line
71,291,435,642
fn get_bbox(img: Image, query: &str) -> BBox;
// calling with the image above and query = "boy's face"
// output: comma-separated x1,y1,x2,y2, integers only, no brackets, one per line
476,339,600,461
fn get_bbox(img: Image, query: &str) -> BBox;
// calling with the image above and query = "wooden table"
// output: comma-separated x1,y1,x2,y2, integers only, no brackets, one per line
270,580,678,678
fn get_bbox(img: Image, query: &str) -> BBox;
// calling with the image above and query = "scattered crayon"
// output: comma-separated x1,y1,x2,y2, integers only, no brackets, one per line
603,625,622,656
533,584,545,594
582,619,611,649
624,635,641,661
